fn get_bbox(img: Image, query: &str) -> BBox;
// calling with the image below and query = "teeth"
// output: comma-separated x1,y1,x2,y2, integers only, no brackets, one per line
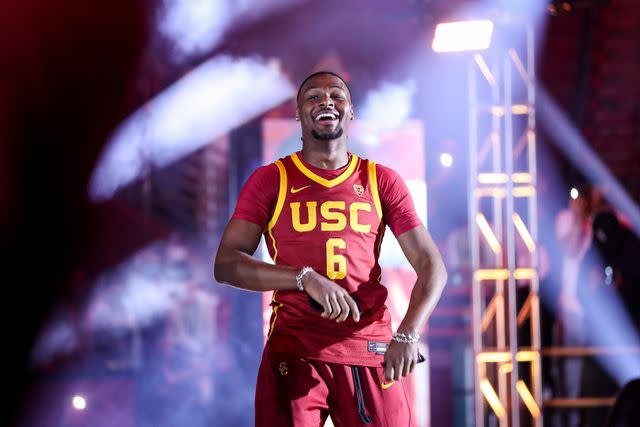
315,113,337,121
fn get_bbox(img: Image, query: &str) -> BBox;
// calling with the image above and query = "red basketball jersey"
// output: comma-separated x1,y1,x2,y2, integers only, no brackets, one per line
265,152,392,367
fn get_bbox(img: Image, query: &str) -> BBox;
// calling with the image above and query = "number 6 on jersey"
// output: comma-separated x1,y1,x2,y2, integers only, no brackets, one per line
326,238,347,279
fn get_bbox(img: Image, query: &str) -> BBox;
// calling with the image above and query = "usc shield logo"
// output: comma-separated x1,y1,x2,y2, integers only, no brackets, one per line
353,184,365,197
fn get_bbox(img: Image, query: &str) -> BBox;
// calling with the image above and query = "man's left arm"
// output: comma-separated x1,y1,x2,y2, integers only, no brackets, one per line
383,225,447,382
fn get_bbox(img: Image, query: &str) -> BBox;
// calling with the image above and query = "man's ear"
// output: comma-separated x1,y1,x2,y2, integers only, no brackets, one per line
295,109,300,121
350,105,355,120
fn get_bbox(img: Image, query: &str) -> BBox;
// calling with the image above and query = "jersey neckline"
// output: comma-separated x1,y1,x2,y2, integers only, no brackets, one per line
290,152,359,188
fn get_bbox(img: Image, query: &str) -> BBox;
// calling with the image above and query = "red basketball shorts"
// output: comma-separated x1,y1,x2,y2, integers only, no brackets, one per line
255,340,412,426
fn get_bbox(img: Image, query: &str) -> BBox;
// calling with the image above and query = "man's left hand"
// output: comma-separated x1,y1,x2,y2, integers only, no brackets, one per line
383,340,420,381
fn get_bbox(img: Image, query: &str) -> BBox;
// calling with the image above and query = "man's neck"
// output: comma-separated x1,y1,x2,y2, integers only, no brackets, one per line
300,139,349,170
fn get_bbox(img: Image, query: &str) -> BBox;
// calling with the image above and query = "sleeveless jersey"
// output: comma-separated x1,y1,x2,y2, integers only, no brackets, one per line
265,152,392,367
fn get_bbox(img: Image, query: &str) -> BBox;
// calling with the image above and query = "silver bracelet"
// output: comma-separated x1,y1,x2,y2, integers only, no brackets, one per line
295,266,313,291
392,331,420,344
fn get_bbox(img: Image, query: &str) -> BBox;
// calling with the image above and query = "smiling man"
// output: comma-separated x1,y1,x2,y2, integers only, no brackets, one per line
214,71,447,426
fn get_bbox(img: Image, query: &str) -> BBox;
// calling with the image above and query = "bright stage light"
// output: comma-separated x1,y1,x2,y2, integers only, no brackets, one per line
159,0,302,60
440,152,453,167
159,0,228,56
432,20,494,53
72,395,86,410
357,79,416,143
89,55,294,201
570,187,579,200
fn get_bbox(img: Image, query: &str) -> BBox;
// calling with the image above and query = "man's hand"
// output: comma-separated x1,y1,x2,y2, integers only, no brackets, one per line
383,340,420,381
303,270,360,323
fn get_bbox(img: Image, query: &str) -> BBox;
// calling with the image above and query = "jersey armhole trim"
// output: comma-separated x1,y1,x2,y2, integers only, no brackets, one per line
267,160,287,264
369,161,383,221
268,160,287,231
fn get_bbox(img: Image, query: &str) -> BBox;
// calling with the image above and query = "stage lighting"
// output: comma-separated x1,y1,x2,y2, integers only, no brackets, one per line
432,20,494,53
158,0,302,60
72,395,86,410
358,79,416,133
570,187,579,199
440,152,453,167
89,55,294,201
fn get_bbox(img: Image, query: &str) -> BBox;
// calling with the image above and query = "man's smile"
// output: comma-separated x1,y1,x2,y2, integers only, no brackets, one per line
313,110,340,126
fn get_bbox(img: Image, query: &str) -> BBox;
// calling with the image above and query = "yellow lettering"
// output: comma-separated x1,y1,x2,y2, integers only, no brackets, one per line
350,202,371,233
291,201,317,232
321,201,347,231
326,238,347,279
290,201,373,234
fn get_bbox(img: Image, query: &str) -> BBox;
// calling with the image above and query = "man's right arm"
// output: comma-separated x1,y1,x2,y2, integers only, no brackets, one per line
214,218,300,292
213,218,360,322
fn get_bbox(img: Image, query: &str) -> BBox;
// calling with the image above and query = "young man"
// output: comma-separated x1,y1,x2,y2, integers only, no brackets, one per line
214,71,447,426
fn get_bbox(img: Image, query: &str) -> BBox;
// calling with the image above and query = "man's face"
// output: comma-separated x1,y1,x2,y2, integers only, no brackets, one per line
296,74,353,141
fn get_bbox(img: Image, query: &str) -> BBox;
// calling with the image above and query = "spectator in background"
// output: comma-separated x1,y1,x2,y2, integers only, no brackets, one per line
576,209,640,426
591,211,640,330
553,184,593,427
555,184,592,323
534,167,567,407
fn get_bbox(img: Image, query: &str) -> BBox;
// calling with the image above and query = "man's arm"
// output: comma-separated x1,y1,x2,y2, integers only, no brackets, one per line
214,218,298,292
214,218,360,322
382,225,447,381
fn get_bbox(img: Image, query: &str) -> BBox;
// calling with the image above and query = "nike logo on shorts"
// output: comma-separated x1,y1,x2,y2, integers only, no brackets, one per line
381,380,396,390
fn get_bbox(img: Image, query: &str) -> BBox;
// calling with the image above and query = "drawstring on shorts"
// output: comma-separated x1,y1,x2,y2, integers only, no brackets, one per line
351,366,372,424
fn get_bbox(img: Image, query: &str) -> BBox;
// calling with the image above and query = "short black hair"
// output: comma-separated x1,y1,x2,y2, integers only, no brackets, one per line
296,71,351,105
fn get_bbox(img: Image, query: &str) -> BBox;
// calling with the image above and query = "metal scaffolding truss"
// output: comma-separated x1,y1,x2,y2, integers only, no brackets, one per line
468,23,542,427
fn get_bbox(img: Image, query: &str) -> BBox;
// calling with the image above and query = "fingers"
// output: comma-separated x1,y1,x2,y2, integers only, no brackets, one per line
320,295,333,318
328,295,343,320
335,296,349,322
321,294,345,320
393,359,404,381
388,358,417,381
383,364,394,382
338,294,356,322
404,359,415,377
321,293,357,323
384,347,421,381
310,276,359,322
345,295,360,322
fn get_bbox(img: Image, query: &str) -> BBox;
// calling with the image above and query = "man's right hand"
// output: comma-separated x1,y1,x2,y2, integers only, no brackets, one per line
302,270,360,323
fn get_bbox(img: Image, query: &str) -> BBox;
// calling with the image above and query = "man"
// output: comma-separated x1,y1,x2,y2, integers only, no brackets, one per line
214,71,447,426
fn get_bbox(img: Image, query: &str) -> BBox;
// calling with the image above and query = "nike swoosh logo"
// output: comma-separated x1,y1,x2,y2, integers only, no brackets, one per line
290,185,311,194
381,380,396,390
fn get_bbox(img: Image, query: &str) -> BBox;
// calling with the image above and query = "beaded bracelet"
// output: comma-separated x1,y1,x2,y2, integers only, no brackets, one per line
391,331,420,344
